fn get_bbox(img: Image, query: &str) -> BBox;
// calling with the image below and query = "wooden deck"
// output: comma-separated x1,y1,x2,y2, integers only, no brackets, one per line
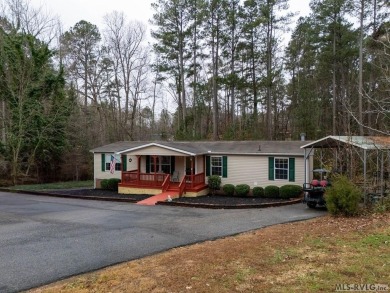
120,170,207,196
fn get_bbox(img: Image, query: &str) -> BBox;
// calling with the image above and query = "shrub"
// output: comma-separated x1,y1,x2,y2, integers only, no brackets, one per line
280,185,303,199
374,196,390,213
101,178,121,191
252,186,265,197
108,178,121,191
100,179,109,190
208,175,221,195
264,185,280,198
235,184,250,197
325,175,362,217
222,184,235,196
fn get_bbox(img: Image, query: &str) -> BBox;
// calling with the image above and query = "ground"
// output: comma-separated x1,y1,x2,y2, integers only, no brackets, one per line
29,212,390,293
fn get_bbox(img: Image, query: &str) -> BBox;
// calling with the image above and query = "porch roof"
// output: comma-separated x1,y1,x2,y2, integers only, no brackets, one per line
91,140,309,156
301,136,390,150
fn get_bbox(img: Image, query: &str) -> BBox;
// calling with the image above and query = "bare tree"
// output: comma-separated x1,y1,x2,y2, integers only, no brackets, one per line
0,0,58,43
103,12,149,140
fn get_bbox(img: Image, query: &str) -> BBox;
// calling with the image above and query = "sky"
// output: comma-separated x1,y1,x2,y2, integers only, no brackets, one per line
30,0,311,33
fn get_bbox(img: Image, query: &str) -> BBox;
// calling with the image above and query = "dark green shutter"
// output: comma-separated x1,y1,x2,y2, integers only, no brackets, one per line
122,155,127,171
268,157,275,181
206,156,210,176
171,156,175,174
146,155,150,173
289,158,295,182
101,154,106,172
222,156,228,178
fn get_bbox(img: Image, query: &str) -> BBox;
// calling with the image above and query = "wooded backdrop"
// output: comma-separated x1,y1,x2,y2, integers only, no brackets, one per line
0,0,388,184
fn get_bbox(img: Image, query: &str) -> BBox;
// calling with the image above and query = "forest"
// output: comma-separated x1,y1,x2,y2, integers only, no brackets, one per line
0,0,388,184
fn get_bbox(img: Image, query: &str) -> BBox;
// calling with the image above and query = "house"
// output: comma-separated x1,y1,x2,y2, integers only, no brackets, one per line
90,140,312,197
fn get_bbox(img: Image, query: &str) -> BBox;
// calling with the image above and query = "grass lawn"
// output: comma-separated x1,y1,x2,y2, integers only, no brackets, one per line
29,212,390,293
10,180,94,191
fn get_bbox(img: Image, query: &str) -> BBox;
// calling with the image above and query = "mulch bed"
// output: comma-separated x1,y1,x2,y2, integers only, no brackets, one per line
171,194,291,205
160,194,301,209
44,189,151,201
38,189,300,208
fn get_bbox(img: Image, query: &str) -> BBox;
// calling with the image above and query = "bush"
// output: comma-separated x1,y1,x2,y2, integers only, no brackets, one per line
208,175,221,195
252,186,264,197
100,179,109,190
222,184,235,196
280,185,303,199
374,196,390,213
325,175,362,217
235,184,250,197
101,178,121,191
264,185,280,198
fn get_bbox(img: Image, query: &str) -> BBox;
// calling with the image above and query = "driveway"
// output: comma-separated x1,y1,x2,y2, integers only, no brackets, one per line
0,192,326,293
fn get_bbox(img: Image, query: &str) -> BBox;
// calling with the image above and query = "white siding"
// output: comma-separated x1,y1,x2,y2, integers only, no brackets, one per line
93,153,137,188
219,155,305,188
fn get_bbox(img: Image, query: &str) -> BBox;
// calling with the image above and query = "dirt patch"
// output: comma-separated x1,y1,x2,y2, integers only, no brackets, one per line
29,212,390,293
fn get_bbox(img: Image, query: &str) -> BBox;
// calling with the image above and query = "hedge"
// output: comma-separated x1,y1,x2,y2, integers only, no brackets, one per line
279,185,302,199
264,185,280,198
235,184,250,197
223,184,235,196
252,186,265,197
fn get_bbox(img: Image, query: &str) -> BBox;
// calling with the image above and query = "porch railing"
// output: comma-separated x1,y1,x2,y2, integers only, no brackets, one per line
178,176,186,196
121,170,206,192
185,172,205,188
162,174,171,191
121,170,168,188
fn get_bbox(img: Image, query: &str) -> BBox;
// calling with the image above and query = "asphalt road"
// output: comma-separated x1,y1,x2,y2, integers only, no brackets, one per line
0,192,326,293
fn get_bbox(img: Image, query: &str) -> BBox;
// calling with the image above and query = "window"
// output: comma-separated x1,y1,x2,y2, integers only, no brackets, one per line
149,156,172,173
106,162,121,171
275,158,288,180
101,154,122,172
211,156,222,176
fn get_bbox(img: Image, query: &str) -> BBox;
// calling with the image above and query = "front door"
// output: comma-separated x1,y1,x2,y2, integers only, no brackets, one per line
186,157,195,175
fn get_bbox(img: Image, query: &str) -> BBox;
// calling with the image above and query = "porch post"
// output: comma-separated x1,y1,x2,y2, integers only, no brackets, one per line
191,156,194,188
137,155,141,184
153,155,157,184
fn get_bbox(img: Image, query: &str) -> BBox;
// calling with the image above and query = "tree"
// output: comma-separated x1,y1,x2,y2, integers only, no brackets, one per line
0,30,70,183
151,0,191,135
103,12,149,140
60,20,101,108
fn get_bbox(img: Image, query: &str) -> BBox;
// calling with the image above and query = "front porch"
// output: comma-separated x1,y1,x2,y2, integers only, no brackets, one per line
119,170,208,197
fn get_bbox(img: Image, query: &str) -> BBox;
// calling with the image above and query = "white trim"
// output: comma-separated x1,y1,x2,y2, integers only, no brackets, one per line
116,143,196,156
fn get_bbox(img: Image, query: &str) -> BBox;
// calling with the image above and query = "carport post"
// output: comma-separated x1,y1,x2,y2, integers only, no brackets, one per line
381,151,384,196
304,148,307,184
363,149,367,200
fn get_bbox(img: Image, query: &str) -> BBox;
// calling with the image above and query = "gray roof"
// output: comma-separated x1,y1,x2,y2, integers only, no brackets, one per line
301,136,390,150
91,140,309,156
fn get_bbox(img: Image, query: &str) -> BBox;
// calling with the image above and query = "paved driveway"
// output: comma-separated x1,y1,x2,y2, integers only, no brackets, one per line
0,192,326,293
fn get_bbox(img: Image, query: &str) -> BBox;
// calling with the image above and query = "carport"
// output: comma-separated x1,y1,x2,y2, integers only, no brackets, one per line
301,136,390,197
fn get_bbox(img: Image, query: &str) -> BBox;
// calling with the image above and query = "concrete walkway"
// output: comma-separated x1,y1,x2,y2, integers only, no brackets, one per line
0,191,326,293
136,191,179,205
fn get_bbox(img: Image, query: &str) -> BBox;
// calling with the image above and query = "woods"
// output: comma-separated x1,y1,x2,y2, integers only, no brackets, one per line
0,0,389,184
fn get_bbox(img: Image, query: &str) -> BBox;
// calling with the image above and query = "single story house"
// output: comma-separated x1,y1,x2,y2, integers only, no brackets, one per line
90,140,313,197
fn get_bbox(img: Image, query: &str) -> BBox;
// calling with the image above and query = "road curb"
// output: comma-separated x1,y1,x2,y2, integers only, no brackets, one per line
0,188,138,203
0,188,303,208
156,198,303,209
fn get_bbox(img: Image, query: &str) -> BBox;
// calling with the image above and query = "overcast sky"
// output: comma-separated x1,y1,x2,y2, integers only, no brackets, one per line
30,0,311,33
